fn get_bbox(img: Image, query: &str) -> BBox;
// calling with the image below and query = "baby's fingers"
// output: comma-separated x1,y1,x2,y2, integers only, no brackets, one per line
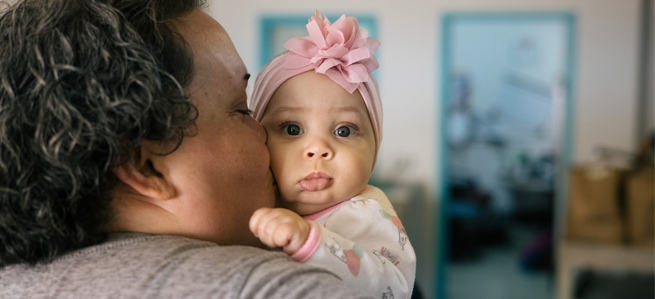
249,208,294,247
249,207,273,237
271,222,301,247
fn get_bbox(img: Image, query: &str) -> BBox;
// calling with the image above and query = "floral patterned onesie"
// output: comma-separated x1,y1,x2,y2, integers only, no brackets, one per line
290,185,416,299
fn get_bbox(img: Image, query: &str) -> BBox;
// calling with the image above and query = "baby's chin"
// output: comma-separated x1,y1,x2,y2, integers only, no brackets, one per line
277,192,342,215
284,183,372,209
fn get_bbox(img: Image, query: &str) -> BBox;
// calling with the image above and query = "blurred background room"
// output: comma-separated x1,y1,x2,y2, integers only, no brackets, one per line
207,0,654,298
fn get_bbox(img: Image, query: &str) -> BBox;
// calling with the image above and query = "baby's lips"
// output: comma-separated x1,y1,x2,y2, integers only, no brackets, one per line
299,172,332,192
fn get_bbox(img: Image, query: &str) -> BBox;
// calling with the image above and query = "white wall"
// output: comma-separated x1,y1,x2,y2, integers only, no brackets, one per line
206,1,642,298
208,0,641,190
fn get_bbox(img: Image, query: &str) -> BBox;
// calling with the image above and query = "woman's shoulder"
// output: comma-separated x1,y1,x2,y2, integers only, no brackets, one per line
61,232,281,267
0,233,295,298
2,232,370,298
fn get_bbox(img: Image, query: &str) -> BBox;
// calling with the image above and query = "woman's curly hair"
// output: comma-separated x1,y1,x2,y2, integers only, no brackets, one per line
0,0,203,266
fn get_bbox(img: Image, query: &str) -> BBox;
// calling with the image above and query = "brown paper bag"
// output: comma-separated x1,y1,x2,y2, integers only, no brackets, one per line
624,165,654,247
566,165,625,244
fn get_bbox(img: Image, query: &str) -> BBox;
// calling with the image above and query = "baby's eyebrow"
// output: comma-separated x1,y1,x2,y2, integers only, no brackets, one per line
271,106,305,114
337,106,367,118
337,106,362,113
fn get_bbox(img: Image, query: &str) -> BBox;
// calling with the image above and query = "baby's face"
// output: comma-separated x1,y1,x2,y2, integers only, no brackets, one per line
260,71,376,215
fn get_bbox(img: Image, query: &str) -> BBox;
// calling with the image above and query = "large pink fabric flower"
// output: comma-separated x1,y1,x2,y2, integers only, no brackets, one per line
283,11,380,93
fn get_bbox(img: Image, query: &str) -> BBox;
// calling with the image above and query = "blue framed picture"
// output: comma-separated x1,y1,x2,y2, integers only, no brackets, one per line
258,14,378,71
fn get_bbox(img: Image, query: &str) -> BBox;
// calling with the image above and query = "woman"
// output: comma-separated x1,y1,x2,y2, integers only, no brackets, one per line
0,0,368,297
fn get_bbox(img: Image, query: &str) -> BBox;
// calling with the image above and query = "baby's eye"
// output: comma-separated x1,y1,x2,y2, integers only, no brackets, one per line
335,126,352,137
285,124,303,136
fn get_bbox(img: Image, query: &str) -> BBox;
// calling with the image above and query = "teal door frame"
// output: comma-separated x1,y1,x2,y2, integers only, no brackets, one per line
436,11,577,299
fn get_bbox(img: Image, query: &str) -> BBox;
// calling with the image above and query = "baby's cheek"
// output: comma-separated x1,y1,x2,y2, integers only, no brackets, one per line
266,151,282,177
272,169,294,200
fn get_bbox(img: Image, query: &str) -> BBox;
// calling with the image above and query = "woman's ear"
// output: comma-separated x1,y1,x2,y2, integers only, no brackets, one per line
112,156,176,201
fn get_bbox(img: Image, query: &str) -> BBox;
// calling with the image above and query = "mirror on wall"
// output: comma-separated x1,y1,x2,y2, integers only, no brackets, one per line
438,12,576,299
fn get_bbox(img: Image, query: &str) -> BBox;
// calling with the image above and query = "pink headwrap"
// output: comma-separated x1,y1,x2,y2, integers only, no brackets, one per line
250,11,383,167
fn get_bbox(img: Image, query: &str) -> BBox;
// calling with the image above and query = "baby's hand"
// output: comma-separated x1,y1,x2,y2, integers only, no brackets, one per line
249,208,310,255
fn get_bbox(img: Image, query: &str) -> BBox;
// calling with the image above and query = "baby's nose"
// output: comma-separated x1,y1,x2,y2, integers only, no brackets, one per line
304,138,333,159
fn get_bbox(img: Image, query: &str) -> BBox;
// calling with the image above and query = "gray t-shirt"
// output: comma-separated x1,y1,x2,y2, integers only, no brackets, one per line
0,233,371,298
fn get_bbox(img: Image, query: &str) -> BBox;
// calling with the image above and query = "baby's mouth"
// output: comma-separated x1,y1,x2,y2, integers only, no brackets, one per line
299,172,332,192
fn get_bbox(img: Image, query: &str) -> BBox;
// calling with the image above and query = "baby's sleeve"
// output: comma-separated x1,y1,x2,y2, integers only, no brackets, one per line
294,192,417,299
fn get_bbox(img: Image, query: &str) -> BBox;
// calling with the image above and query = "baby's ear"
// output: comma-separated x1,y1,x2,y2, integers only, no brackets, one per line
112,153,176,201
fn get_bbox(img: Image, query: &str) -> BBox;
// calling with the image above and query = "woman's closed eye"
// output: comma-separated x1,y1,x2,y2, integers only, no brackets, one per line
237,109,253,116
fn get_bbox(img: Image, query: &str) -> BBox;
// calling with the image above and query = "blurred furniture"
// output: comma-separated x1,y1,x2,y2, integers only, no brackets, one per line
375,181,427,299
447,178,509,260
556,241,654,299
380,181,425,240
556,160,655,299
507,178,554,227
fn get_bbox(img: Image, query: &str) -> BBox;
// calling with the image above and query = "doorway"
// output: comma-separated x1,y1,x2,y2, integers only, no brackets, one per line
437,12,576,299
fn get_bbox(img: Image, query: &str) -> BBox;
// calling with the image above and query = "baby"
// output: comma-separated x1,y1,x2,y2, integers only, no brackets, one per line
249,11,416,299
